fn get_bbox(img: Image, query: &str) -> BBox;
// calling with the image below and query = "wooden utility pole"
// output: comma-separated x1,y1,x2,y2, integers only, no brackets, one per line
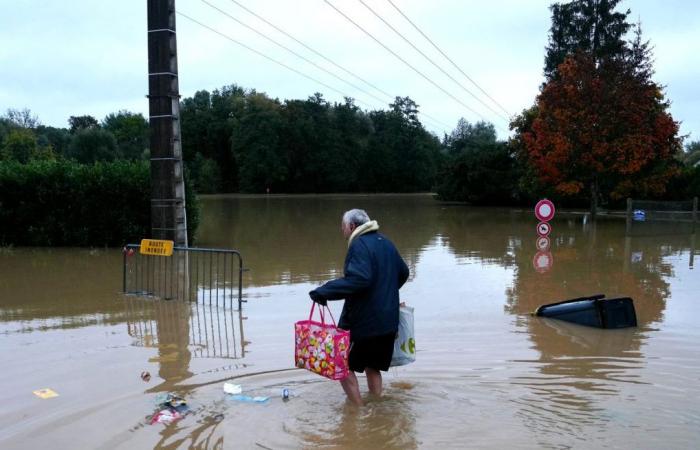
147,0,188,246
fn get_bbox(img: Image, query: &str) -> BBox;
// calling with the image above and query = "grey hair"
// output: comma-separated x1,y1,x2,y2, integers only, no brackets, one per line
342,209,370,227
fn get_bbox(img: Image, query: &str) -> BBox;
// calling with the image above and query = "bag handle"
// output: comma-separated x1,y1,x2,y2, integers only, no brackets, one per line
308,302,337,326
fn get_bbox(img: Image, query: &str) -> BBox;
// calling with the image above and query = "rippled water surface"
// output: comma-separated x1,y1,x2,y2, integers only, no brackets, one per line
1,194,699,449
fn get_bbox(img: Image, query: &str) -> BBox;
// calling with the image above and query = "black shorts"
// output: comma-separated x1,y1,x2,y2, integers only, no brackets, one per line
348,332,396,373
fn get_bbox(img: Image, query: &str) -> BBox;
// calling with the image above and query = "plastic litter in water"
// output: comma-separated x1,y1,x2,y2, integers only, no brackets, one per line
33,388,59,399
149,393,190,425
154,392,186,408
228,394,270,403
223,382,243,395
150,409,182,425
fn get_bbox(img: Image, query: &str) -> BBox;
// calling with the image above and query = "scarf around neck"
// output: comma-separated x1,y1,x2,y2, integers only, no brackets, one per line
347,220,379,247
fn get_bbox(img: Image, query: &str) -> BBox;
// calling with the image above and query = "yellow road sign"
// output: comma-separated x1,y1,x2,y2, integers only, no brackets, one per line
140,239,174,256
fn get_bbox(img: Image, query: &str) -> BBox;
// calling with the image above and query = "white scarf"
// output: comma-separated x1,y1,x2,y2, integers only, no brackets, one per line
347,220,379,247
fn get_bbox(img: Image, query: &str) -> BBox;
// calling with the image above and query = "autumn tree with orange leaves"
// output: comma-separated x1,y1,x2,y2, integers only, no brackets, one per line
513,2,683,214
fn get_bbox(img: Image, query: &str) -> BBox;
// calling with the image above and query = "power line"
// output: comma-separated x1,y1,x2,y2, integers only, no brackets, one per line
176,12,450,134
386,0,512,118
223,0,452,129
225,0,393,101
177,11,373,109
323,0,490,125
358,0,509,124
200,0,389,106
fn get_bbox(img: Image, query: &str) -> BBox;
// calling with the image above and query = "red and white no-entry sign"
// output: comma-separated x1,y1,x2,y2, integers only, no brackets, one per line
533,251,553,273
535,199,556,222
536,222,552,237
536,236,551,251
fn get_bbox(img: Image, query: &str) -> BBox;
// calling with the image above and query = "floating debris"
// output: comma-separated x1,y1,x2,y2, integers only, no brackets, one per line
223,382,242,395
228,395,269,404
149,392,189,425
33,388,59,399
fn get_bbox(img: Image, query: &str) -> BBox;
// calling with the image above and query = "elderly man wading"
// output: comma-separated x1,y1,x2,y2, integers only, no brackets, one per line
309,209,409,406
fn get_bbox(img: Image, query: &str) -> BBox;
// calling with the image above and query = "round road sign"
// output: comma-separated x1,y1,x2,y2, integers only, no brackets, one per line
533,251,553,273
536,236,551,251
536,222,552,237
535,199,556,222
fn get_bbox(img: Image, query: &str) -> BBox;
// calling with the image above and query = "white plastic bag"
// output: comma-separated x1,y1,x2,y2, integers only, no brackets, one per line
390,305,415,367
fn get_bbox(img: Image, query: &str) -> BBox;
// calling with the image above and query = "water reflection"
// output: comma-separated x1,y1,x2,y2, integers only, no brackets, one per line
505,217,676,325
294,384,418,450
0,248,122,325
196,194,445,286
499,217,698,443
124,296,246,391
511,318,647,442
2,195,698,448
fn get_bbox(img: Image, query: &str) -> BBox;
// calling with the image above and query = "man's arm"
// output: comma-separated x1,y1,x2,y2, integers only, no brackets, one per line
311,243,373,302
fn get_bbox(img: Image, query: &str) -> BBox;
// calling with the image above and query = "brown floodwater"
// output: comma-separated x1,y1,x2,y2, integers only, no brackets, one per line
1,194,699,449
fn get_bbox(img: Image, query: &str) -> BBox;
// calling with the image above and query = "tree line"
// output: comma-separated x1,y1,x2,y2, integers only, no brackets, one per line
180,89,443,194
442,0,699,210
2,0,699,216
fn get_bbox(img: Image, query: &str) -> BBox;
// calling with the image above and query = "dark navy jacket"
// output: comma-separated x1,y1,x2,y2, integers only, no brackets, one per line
312,231,409,339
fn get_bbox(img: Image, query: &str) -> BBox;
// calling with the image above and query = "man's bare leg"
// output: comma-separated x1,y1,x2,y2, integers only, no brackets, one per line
340,371,363,406
365,368,382,396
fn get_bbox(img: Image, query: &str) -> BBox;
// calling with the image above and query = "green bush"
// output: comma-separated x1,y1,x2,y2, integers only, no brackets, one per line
0,160,199,246
435,142,521,205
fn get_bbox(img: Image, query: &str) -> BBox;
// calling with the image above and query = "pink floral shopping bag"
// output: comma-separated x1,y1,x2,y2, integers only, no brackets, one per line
294,303,350,380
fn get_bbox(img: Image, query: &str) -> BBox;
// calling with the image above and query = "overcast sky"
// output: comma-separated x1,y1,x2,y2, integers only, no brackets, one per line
1,0,698,141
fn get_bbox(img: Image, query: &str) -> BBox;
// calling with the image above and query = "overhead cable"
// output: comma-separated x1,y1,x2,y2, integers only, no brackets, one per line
358,0,509,124
386,0,512,118
177,12,449,134
225,0,393,101
323,0,489,124
177,11,374,110
223,0,451,129
201,0,388,106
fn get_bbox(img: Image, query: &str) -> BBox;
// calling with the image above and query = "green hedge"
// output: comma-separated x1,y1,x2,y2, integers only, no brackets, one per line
0,160,199,246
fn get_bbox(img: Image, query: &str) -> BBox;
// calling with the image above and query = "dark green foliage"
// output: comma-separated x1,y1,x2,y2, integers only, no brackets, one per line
0,160,199,246
66,128,120,163
182,87,443,194
68,115,99,133
4,108,40,128
102,111,149,160
436,119,520,204
232,93,286,193
0,118,10,145
688,167,700,199
681,141,700,168
545,0,630,80
1,128,38,163
36,125,71,157
1,110,56,163
362,97,442,192
180,86,245,192
189,153,222,194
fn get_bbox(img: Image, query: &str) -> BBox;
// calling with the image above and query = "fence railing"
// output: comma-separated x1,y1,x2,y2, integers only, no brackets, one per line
123,244,245,310
626,197,698,236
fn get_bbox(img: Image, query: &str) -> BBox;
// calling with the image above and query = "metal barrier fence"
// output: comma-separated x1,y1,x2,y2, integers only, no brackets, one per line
626,197,698,236
123,244,245,310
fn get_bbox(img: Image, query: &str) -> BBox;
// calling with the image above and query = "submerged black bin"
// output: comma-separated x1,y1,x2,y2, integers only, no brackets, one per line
534,294,637,329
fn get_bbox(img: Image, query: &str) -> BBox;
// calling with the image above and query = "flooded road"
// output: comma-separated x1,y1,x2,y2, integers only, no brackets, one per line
1,194,699,449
